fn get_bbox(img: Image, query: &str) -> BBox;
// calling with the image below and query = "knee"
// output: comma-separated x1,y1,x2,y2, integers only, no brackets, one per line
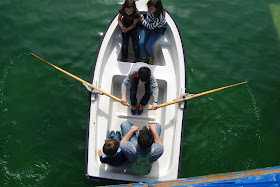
121,121,132,129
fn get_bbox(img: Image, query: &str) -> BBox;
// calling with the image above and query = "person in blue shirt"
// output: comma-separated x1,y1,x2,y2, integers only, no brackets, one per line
120,121,164,170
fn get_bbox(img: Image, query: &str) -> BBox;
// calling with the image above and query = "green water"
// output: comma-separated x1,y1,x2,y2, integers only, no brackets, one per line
1,0,280,186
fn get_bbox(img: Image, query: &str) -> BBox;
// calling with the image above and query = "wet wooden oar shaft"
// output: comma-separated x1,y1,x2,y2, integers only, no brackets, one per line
150,81,248,110
30,53,123,104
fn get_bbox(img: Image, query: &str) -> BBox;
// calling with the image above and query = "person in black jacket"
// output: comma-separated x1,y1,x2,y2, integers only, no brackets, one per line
98,131,127,166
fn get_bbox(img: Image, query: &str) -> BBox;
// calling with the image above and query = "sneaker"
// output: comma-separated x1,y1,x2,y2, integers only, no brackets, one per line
131,106,137,115
109,130,115,138
116,131,121,138
147,57,152,64
140,57,147,63
138,104,144,115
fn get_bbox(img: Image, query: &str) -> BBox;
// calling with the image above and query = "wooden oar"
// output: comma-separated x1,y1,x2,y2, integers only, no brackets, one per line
149,81,248,110
30,53,128,106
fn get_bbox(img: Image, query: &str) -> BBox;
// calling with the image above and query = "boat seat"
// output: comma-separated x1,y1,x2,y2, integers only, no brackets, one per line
155,35,169,45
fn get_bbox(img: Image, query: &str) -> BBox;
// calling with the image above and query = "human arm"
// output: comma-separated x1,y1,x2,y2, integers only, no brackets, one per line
140,14,144,21
150,75,159,110
149,123,163,147
121,72,133,106
120,125,139,145
98,149,108,164
98,149,104,156
141,12,166,30
126,18,139,32
118,13,124,28
118,13,128,33
121,93,127,106
152,99,158,110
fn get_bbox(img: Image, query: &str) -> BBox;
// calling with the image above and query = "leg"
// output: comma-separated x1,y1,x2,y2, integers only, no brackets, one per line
120,121,138,141
113,131,121,143
122,32,129,59
140,81,152,106
145,30,162,57
131,28,140,58
130,77,139,106
139,27,151,58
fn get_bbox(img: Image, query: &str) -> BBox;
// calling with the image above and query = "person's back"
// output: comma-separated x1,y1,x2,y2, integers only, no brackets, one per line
120,123,164,175
121,140,163,164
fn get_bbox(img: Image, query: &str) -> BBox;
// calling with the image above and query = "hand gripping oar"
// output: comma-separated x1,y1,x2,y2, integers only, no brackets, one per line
149,81,248,110
30,53,128,106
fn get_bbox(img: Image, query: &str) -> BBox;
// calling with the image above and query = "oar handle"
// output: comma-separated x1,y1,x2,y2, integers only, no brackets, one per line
30,53,128,105
148,81,248,110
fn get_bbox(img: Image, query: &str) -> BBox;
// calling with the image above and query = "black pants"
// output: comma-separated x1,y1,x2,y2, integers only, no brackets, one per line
122,28,140,59
130,77,152,106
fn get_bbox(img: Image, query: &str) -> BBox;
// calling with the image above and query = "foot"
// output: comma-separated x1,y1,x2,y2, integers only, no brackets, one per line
116,131,121,138
140,57,147,63
109,130,115,138
138,104,144,115
131,106,137,115
147,57,153,64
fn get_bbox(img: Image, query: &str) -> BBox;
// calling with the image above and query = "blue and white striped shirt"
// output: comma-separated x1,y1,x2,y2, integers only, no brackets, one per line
141,12,166,30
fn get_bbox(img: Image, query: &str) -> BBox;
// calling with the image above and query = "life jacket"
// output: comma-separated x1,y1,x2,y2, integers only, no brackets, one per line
131,144,154,175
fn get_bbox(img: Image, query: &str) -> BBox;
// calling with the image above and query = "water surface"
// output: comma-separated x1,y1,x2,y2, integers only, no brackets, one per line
1,0,280,186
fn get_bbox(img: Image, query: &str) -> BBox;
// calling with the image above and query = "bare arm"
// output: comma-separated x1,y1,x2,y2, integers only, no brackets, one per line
121,93,127,106
126,18,139,32
118,13,124,28
120,125,139,145
149,123,163,147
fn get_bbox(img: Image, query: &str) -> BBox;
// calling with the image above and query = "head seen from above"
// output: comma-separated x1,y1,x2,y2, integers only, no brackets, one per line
138,126,154,150
122,0,137,15
138,66,151,83
147,0,165,18
103,138,119,157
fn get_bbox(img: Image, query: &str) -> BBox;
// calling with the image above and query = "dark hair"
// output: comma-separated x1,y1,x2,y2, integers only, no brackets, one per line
103,138,119,157
138,67,151,82
138,126,154,150
121,0,137,15
147,0,165,18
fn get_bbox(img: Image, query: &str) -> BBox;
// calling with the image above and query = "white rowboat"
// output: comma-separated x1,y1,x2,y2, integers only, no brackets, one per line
85,0,187,182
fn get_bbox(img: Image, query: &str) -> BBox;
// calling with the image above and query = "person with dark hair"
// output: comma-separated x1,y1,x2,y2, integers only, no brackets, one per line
98,130,127,166
121,64,159,115
139,0,166,64
120,121,164,175
118,0,140,62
